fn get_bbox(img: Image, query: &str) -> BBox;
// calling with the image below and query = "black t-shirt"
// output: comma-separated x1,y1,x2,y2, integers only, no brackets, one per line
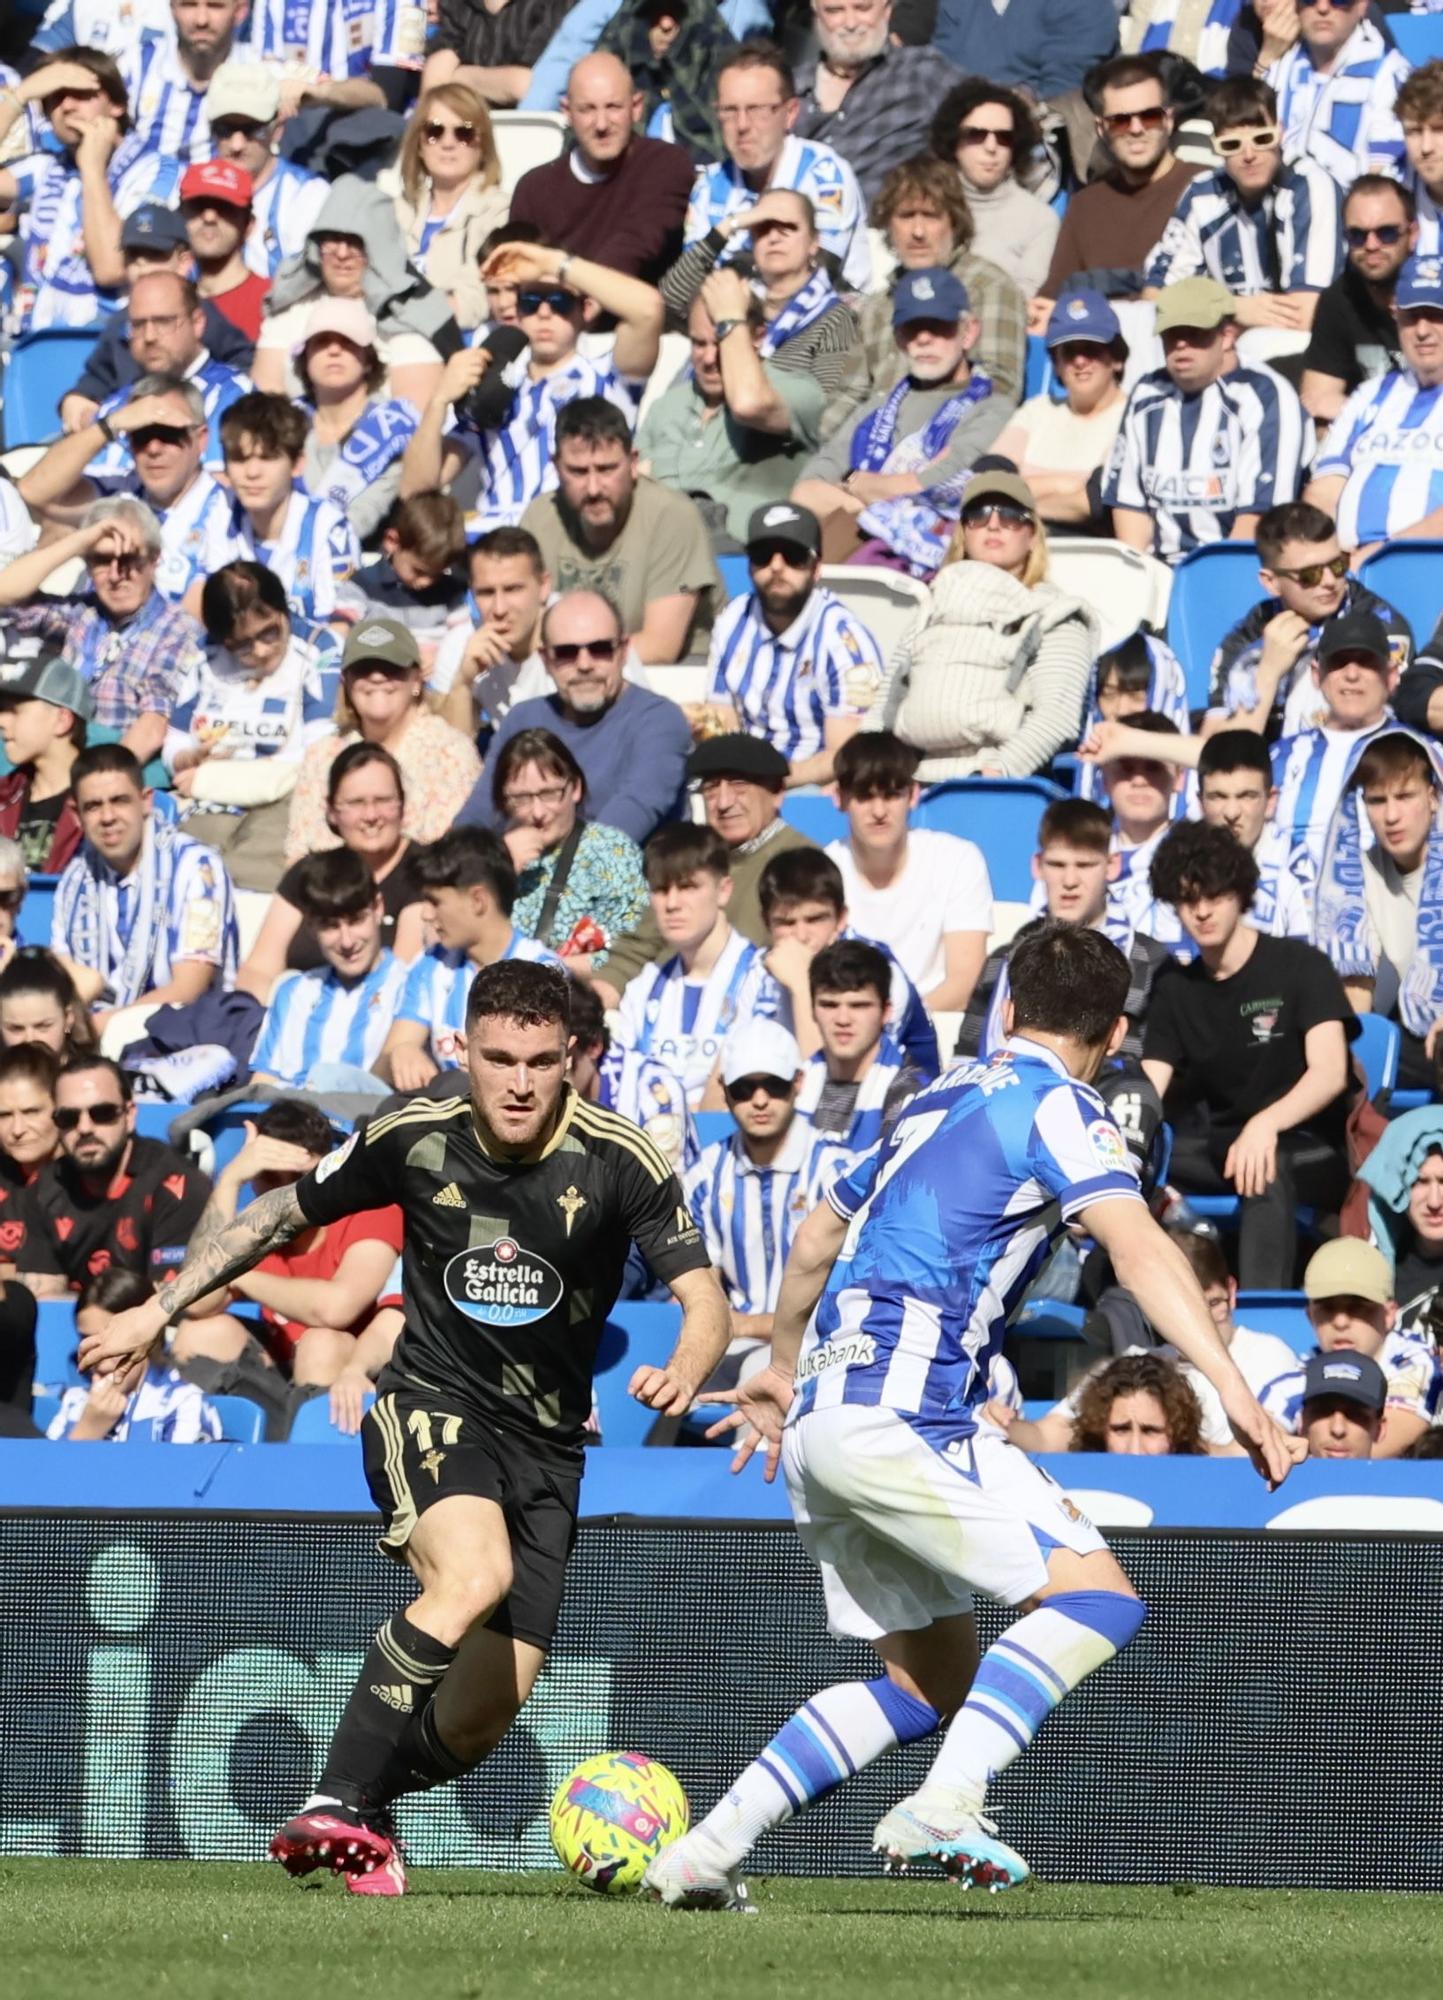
1142,934,1354,1142
295,1083,710,1459
7,1136,212,1287
276,849,421,973
15,790,66,872
1301,262,1404,394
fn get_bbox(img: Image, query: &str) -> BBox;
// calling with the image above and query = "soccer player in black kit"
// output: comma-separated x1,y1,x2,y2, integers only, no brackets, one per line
82,961,730,1895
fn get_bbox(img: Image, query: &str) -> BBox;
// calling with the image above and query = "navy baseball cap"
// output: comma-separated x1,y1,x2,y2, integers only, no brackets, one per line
1395,254,1443,311
892,267,969,329
121,205,188,253
1300,1351,1387,1414
1045,289,1122,349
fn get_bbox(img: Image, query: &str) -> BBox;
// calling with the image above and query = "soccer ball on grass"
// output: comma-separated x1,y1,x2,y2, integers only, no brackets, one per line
549,1751,689,1894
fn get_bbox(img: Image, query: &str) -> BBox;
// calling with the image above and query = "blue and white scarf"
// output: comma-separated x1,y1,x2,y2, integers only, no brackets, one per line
57,818,233,1009
851,369,994,577
302,396,420,516
758,267,838,358
794,1032,907,1151
1315,727,1443,1038
1076,633,1191,808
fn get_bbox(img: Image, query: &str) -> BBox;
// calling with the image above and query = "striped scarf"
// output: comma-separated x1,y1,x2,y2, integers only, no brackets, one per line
758,267,838,358
851,369,994,576
58,818,175,1008
795,1034,906,1151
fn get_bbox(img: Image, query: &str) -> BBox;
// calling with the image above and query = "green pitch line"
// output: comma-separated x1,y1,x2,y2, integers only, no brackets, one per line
5,1864,1441,2000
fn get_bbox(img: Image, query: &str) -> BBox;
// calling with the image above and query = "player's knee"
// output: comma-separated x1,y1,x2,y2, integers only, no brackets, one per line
431,1556,514,1633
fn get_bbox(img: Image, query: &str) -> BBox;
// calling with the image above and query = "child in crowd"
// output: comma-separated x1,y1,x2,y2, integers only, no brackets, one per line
1074,631,1189,806
340,493,471,673
49,1269,221,1442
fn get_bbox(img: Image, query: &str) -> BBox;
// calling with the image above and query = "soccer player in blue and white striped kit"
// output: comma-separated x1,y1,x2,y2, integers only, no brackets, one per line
647,924,1301,1910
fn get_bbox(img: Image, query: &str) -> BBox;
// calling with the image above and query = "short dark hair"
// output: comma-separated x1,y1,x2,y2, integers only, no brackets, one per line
201,559,289,647
1198,730,1273,783
45,45,130,126
464,958,571,1034
1255,501,1338,567
930,80,1043,170
0,949,94,1050
491,727,586,817
758,848,846,921
809,938,890,1005
1149,820,1260,911
553,397,633,454
1008,921,1130,1048
1037,797,1112,854
1087,51,1169,111
644,822,731,891
1095,632,1156,700
1205,75,1277,129
1170,1226,1230,1293
477,219,550,261
58,1053,131,1103
833,731,920,801
565,977,608,1053
389,493,467,572
718,38,796,98
255,1098,344,1155
72,743,145,794
1112,709,1181,742
290,847,379,924
326,740,406,811
870,154,974,249
410,827,517,916
1344,172,1415,223
1354,731,1437,794
471,524,545,575
78,1267,153,1316
0,1042,59,1098
220,390,309,463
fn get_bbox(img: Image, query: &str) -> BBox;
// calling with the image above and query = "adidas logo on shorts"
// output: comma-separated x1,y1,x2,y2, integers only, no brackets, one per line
370,1682,415,1712
432,1182,466,1208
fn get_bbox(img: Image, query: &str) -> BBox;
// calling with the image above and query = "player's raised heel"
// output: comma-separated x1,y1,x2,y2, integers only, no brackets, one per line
269,1797,395,1881
344,1808,407,1895
641,1831,758,1913
873,1793,1030,1892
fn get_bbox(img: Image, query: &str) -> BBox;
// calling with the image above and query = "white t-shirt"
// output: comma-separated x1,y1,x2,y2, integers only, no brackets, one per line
826,830,993,993
1005,393,1125,476
1363,847,1423,1017
1229,1322,1306,1396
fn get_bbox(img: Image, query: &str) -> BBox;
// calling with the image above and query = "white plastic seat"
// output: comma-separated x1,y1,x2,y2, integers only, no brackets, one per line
634,330,691,434
863,228,894,296
817,564,930,667
644,661,710,706
1046,536,1172,650
490,111,567,194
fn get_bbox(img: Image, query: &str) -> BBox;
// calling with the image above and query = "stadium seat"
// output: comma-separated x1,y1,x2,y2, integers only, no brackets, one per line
593,1301,683,1445
1,326,102,448
132,1102,178,1143
1045,537,1173,651
1388,14,1443,64
1012,1300,1087,1339
1023,334,1055,402
489,110,566,192
692,1110,732,1149
34,1299,80,1389
779,790,848,844
913,776,1065,901
817,564,929,663
288,1392,373,1442
31,1392,60,1435
716,552,751,601
1357,542,1443,648
863,226,893,295
1233,1294,1311,1356
634,329,690,432
1354,1013,1400,1098
16,873,58,950
208,1395,266,1443
1164,543,1264,710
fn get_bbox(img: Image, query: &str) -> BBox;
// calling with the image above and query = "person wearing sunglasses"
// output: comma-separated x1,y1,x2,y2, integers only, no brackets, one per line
1264,0,1409,193
1300,174,1416,424
1143,76,1343,332
393,85,507,331
8,1053,211,1302
928,82,1058,302
992,290,1128,533
1033,53,1197,334
204,62,329,281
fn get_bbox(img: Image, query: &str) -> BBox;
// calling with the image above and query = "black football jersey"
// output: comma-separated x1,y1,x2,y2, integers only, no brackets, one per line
295,1086,709,1454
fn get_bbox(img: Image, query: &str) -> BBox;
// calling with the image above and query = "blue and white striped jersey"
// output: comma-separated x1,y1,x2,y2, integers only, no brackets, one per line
706,585,883,762
166,631,335,777
791,1037,1143,1429
48,1364,222,1442
1260,1331,1443,1430
794,1031,913,1151
246,158,330,280
244,0,376,76
686,1119,854,1314
614,927,775,1107
251,946,409,1086
1107,825,1184,947
1251,820,1315,939
99,469,235,603
372,0,429,68
1271,720,1383,870
92,352,251,479
397,931,564,1069
1144,158,1342,296
733,930,940,1080
218,489,360,624
1138,0,1241,76
34,0,173,59
120,30,218,165
686,134,870,292
1416,179,1442,261
1267,19,1410,190
1315,368,1443,550
1103,363,1308,562
596,1042,699,1175
12,137,182,330
461,352,643,533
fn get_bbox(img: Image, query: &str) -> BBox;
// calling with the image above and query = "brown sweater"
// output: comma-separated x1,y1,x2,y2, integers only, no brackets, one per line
1043,157,1198,299
507,136,694,286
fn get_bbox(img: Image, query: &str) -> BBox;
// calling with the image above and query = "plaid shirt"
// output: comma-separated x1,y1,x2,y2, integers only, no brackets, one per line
2,591,204,731
821,246,1027,439
794,45,965,206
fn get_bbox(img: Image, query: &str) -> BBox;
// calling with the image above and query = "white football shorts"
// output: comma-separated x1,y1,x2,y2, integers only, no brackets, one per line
782,1404,1107,1640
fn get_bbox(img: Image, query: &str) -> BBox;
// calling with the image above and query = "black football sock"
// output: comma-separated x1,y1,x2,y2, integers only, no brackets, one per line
384,1700,474,1799
318,1612,458,1811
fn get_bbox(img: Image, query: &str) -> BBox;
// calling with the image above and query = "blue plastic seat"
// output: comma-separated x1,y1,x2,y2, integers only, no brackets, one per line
1356,543,1443,649
1232,1293,1312,1357
1013,1300,1087,1340
16,874,58,951
2,326,103,446
132,1101,178,1144
1354,1013,1400,1099
288,1392,373,1442
1023,333,1055,401
716,552,751,601
912,777,1065,902
692,1110,732,1150
593,1301,683,1445
31,1392,61,1435
34,1298,80,1389
1164,544,1264,711
1389,15,1443,64
208,1394,266,1443
780,791,848,845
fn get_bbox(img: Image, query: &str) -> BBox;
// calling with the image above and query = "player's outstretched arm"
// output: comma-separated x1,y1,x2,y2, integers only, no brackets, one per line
629,1266,731,1419
77,1184,309,1388
1080,1196,1307,1490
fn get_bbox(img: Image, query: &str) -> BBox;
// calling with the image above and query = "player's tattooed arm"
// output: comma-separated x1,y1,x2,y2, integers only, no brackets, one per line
156,1183,308,1323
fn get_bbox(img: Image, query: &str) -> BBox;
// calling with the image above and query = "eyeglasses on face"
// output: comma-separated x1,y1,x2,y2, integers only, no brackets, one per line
85,550,150,575
54,1102,126,1131
332,794,403,818
724,1075,792,1102
130,423,195,449
0,886,24,912
1099,106,1169,134
718,101,787,123
1269,553,1348,585
1215,126,1280,154
502,782,570,812
422,120,480,145
211,117,265,139
518,287,582,317
546,638,619,664
961,499,1034,529
957,123,1016,149
1345,223,1405,247
128,313,189,335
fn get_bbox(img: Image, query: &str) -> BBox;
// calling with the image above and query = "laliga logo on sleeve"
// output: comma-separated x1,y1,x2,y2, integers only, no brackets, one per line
445,1236,564,1326
1086,1119,1130,1174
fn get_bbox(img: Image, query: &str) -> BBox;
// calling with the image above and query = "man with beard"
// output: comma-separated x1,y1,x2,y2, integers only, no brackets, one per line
119,0,248,165
794,0,962,205
1300,175,1417,423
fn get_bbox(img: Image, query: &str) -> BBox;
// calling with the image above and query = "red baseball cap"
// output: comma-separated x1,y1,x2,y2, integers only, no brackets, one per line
180,158,254,209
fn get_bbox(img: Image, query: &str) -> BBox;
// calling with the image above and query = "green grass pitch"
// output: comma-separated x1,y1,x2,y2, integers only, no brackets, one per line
5,1864,1441,2000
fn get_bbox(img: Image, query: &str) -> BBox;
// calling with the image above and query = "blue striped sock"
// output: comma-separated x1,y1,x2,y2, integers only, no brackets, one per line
698,1677,940,1866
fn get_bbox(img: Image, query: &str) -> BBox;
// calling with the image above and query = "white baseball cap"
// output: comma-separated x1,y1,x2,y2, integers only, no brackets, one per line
722,1020,802,1090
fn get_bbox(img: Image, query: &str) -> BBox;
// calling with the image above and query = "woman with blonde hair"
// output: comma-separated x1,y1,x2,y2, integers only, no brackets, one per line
392,85,509,330
869,469,1095,778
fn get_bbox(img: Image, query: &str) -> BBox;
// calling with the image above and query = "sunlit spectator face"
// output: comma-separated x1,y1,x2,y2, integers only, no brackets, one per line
813,985,886,1067
1297,0,1367,61
316,233,368,300
1362,768,1436,871
84,530,159,621
0,992,74,1055
173,0,244,59
1398,303,1443,388
1258,536,1349,624
224,602,292,679
716,61,795,175
1034,840,1110,926
485,276,520,324
1319,651,1393,730
887,197,956,269
1053,338,1121,414
1096,78,1172,176
541,594,626,713
343,662,422,739
130,393,206,509
553,436,637,542
725,1070,798,1142
1408,1151,1443,1246
652,869,730,951
75,769,149,874
519,281,585,366
747,540,818,629
842,780,916,855
126,272,204,376
43,74,123,148
304,332,375,401
1162,321,1233,392
184,194,249,264
1216,120,1282,199
0,1072,59,1170
418,96,485,188
750,195,817,286
766,897,842,953
814,0,891,69
1094,668,1149,722
313,897,385,983
1175,887,1245,955
896,315,970,384
1104,1388,1174,1454
326,760,405,863
1103,754,1175,837
953,100,1015,192
1308,1292,1392,1357
564,57,639,167
1302,1395,1381,1458
1342,188,1415,284
211,113,276,182
499,758,581,848
54,1067,134,1178
1199,767,1272,850
0,698,69,774
699,774,777,847
960,496,1034,576
224,436,299,522
470,551,548,653
1403,113,1443,194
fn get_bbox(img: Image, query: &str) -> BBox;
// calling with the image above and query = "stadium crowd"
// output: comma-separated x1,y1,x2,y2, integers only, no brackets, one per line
1,0,1443,1462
